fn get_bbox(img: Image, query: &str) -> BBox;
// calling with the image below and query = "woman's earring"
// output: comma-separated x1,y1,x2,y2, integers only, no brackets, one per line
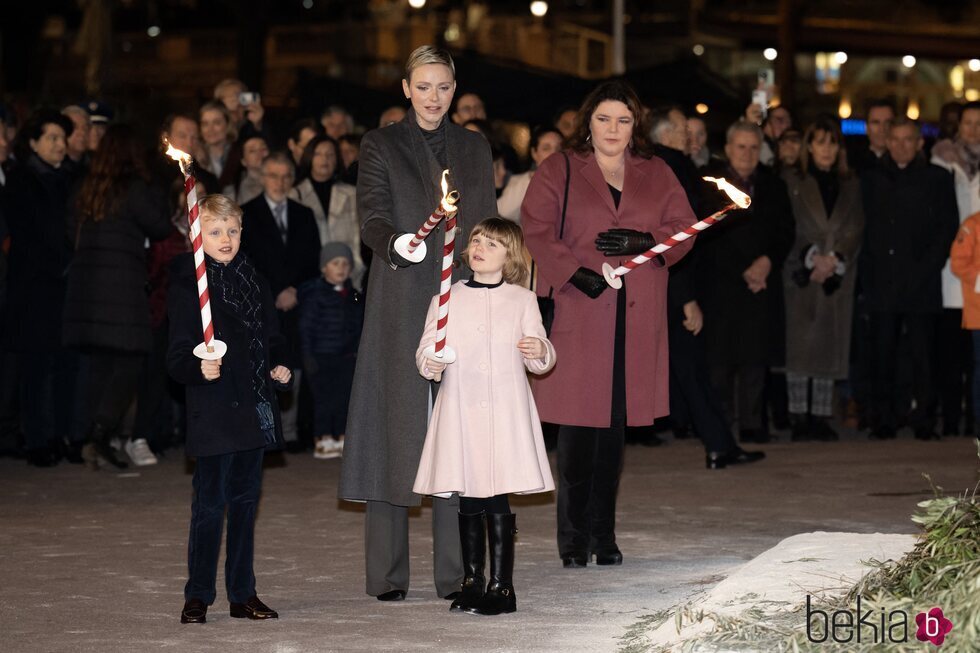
587,133,592,143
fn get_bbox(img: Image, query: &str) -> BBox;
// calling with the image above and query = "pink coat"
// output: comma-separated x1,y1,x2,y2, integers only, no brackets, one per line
521,150,696,427
412,281,556,498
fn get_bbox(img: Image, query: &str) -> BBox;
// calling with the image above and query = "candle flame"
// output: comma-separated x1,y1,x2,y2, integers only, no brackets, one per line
163,139,193,172
439,169,459,213
703,176,752,209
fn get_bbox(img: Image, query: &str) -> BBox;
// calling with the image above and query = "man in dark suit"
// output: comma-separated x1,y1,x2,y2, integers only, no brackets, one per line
241,152,321,450
697,120,795,444
650,107,764,468
861,118,959,440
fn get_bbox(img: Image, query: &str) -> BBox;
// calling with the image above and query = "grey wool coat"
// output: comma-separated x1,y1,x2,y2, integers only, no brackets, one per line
339,110,497,506
782,170,864,379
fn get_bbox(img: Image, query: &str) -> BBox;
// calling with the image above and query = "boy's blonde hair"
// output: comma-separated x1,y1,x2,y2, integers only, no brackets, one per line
404,45,455,82
462,218,530,287
198,194,243,225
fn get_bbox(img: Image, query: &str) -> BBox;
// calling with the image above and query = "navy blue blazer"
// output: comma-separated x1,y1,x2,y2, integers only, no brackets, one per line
167,253,291,457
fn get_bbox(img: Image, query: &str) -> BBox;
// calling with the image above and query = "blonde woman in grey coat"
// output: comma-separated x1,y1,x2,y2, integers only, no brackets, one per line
782,117,864,441
338,46,497,602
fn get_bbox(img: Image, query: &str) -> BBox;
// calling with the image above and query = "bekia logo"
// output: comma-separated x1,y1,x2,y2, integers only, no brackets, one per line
915,607,953,646
806,596,953,646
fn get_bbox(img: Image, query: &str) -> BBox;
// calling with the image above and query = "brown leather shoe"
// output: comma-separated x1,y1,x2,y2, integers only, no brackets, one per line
229,595,278,619
180,598,208,624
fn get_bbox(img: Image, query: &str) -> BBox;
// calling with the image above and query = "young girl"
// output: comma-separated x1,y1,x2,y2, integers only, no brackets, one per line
413,218,556,616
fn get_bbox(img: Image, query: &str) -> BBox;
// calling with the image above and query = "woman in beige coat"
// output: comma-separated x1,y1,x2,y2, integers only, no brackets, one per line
414,219,555,617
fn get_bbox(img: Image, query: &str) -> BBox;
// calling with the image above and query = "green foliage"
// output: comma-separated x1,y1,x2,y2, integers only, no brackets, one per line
620,449,980,653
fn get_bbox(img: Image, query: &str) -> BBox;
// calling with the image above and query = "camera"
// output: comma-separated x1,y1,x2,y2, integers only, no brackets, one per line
238,92,260,106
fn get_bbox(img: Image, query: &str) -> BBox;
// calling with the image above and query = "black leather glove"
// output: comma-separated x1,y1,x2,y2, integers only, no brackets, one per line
570,267,607,299
595,228,656,256
388,235,414,268
822,274,842,296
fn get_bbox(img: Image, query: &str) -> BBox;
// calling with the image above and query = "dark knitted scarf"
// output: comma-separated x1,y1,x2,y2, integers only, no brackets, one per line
206,253,276,445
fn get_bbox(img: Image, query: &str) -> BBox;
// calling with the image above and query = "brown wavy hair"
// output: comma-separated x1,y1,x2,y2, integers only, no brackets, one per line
75,124,150,224
565,80,654,159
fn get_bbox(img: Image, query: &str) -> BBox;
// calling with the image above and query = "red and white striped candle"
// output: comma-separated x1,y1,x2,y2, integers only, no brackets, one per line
166,142,224,359
432,209,458,358
393,169,459,264
601,177,752,288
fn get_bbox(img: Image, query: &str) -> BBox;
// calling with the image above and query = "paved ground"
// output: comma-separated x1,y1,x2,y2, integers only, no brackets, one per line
1,429,977,653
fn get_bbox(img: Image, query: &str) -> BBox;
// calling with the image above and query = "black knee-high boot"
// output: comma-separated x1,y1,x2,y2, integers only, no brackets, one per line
465,513,516,616
450,512,486,612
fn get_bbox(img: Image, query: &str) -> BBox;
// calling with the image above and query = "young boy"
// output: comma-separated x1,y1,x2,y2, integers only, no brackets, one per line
298,242,364,459
167,194,292,624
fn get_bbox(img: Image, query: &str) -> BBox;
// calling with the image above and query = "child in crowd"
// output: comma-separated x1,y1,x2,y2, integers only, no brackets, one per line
950,210,980,440
167,194,292,624
413,218,556,616
298,242,364,459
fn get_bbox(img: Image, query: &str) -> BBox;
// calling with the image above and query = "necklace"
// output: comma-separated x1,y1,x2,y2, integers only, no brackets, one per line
597,158,625,178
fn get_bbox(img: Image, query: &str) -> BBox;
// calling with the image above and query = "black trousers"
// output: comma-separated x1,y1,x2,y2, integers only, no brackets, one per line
185,447,264,604
870,311,937,430
709,363,766,432
134,324,177,450
556,287,626,556
308,353,356,437
937,308,974,432
87,349,144,431
668,308,737,454
19,348,76,451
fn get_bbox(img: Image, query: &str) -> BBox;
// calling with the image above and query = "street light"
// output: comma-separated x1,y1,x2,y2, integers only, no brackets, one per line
408,0,425,8
147,25,161,38
763,48,778,61
969,59,980,72
834,51,848,65
530,1,548,17
695,103,709,114
692,44,705,56
902,55,917,68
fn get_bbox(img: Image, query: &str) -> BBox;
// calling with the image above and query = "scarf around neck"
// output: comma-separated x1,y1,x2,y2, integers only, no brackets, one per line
206,253,276,444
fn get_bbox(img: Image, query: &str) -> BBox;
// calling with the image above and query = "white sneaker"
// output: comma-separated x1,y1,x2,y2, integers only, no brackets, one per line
314,438,342,460
125,438,158,466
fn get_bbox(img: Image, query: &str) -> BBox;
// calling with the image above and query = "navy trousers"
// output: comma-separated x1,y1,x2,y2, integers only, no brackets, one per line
185,447,264,604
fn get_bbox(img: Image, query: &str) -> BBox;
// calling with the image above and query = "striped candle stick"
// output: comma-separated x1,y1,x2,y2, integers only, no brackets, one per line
393,169,459,264
601,177,752,289
432,210,457,358
166,142,226,360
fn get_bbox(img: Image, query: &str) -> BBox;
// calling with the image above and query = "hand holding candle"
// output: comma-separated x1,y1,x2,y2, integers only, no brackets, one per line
601,176,752,288
393,169,459,263
165,141,228,361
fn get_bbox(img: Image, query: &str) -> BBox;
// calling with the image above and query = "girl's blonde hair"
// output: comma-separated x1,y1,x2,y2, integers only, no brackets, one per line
462,218,530,286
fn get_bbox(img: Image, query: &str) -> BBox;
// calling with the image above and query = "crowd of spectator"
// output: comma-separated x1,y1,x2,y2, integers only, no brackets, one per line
0,75,978,471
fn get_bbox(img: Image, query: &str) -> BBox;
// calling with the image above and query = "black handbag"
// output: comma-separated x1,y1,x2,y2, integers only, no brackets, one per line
534,152,571,335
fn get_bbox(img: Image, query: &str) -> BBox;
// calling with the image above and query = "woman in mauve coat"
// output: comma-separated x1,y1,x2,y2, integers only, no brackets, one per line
522,80,695,568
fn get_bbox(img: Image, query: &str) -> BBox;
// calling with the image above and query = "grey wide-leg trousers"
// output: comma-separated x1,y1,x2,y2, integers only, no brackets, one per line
364,496,463,597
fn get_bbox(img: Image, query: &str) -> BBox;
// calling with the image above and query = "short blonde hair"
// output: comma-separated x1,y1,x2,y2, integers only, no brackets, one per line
198,194,243,225
461,218,530,286
404,45,455,82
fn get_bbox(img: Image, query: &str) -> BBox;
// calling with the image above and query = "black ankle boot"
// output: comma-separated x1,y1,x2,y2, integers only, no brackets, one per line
89,422,128,470
465,513,516,616
450,512,486,612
